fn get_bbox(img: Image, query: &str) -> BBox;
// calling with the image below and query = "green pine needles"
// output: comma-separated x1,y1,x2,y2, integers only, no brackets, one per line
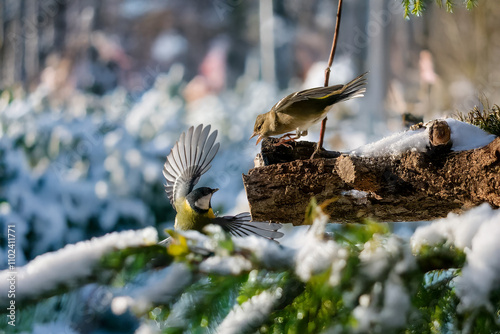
455,101,500,136
403,0,479,18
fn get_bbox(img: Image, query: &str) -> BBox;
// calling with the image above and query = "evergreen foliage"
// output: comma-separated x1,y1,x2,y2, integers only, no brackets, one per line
402,0,479,18
455,101,500,136
5,203,500,333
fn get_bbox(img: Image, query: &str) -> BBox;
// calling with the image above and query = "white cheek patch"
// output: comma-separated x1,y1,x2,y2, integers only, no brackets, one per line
194,194,212,210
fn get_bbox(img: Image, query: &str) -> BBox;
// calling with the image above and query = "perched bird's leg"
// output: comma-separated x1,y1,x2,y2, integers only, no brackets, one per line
274,128,308,147
316,117,328,152
277,133,296,141
311,119,327,159
274,133,300,148
310,146,326,159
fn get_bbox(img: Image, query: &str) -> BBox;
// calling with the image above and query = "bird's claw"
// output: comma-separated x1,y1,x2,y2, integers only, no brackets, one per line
310,147,340,159
277,133,296,141
274,133,299,148
310,146,326,159
274,141,293,148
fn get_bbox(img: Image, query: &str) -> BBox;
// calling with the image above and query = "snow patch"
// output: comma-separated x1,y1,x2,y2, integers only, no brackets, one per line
200,255,252,275
411,204,500,312
353,277,411,331
294,210,348,284
341,189,369,199
233,235,295,269
351,126,429,157
411,203,497,251
217,288,283,334
351,119,496,157
353,235,415,332
445,118,497,151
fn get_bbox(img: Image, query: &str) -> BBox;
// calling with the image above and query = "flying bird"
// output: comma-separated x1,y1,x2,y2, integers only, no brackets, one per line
163,124,283,240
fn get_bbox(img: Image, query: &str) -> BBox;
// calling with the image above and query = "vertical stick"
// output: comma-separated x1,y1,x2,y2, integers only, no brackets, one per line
259,0,276,85
317,0,343,152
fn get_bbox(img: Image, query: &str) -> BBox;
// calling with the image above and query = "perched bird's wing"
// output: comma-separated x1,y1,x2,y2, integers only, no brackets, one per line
212,212,284,241
273,72,367,116
293,84,344,100
163,125,220,208
308,72,367,102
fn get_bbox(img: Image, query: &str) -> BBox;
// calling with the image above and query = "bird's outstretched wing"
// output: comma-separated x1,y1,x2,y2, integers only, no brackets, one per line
163,125,220,208
213,213,284,241
273,72,367,115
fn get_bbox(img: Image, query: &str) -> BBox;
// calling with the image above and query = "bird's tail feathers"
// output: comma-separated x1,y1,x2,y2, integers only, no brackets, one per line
315,72,367,104
336,72,368,102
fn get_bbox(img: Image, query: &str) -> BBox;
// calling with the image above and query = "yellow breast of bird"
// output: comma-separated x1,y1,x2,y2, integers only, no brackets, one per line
174,198,216,231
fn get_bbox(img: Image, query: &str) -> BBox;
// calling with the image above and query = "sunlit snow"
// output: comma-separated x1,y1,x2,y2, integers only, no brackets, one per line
351,118,496,157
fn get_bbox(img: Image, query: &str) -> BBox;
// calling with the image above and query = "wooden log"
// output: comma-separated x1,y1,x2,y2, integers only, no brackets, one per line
243,121,500,225
254,138,340,167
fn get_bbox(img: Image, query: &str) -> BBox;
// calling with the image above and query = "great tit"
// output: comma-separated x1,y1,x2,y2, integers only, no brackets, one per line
251,72,367,146
163,124,283,240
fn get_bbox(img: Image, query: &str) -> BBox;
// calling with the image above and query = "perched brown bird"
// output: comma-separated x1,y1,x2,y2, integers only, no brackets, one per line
251,73,367,146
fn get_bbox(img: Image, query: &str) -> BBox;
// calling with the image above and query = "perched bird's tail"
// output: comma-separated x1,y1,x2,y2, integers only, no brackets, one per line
312,72,367,105
212,212,284,241
337,72,367,101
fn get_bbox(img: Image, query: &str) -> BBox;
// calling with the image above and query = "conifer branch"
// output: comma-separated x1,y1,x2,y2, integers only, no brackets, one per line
403,0,479,17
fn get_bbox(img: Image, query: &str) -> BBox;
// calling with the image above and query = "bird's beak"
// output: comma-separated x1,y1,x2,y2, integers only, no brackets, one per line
211,188,219,194
250,132,264,145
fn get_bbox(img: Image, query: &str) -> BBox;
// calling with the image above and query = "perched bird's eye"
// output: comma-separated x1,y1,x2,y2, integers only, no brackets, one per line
257,119,265,131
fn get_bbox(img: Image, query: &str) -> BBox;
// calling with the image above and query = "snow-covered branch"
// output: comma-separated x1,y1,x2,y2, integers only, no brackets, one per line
0,228,158,308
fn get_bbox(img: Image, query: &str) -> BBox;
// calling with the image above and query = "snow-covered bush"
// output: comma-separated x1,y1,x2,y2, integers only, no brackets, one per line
0,67,279,265
3,203,500,333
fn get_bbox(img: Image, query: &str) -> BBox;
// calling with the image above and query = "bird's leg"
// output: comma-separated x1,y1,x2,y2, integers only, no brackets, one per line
274,130,302,147
277,133,296,141
311,118,327,159
274,135,299,147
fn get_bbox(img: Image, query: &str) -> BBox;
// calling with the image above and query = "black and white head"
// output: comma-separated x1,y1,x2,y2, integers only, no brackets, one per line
186,187,218,213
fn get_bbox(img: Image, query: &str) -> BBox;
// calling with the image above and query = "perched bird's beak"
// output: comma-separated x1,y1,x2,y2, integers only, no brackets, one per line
211,188,219,194
250,132,263,145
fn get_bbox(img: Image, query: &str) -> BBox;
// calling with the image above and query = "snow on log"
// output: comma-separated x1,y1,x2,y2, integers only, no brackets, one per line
243,119,499,225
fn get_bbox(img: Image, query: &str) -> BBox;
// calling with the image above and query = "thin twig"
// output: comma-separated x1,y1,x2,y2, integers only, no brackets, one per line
317,0,343,152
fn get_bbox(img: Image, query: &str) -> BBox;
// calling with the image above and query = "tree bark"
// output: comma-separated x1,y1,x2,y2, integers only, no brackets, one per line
243,121,500,225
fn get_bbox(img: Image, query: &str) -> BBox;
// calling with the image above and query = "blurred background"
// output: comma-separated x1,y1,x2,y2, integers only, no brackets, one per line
1,0,499,265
